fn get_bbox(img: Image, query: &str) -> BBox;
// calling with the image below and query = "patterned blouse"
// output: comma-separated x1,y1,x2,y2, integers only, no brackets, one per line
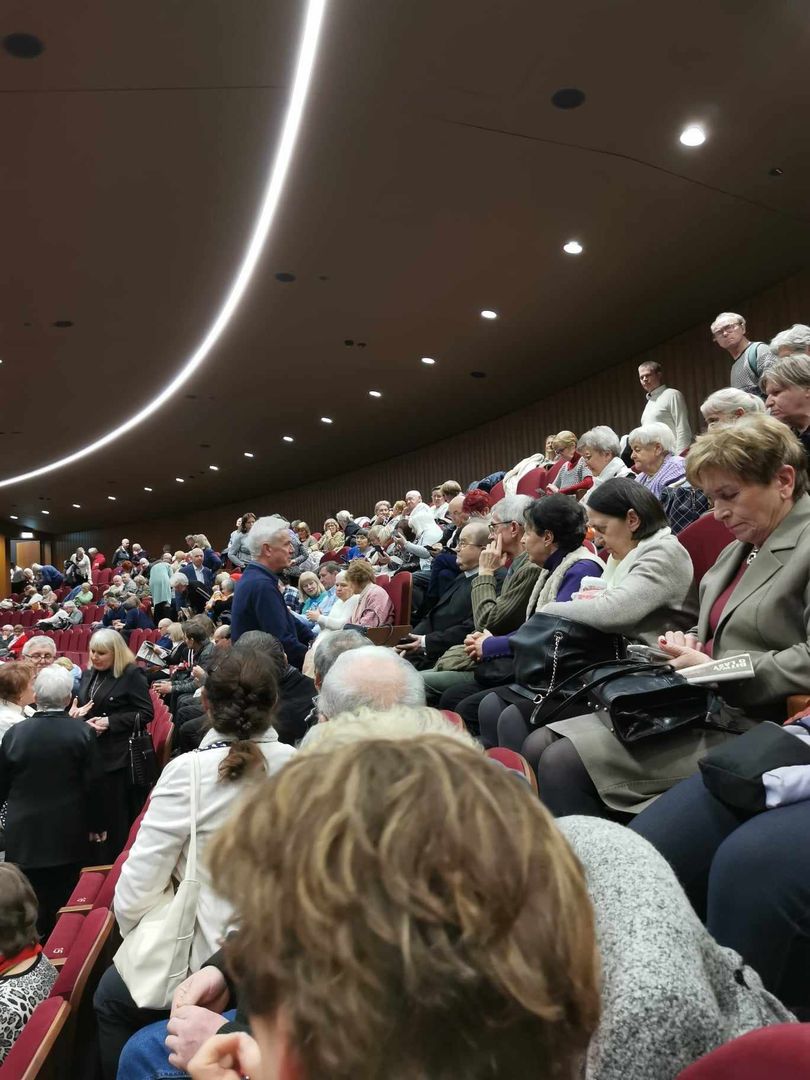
0,954,58,1063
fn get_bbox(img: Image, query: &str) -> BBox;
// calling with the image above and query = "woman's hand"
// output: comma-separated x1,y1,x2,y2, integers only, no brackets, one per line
306,609,320,623
87,716,110,734
70,697,95,718
464,630,491,660
658,631,708,670
188,1032,262,1080
192,665,206,683
478,535,504,576
89,831,107,843
545,484,560,495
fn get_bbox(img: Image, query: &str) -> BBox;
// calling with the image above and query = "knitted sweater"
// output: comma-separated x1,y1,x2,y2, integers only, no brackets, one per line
470,551,540,633
559,817,794,1080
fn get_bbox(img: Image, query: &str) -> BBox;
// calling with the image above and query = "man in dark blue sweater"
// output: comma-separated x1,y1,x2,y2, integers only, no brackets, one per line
230,515,315,669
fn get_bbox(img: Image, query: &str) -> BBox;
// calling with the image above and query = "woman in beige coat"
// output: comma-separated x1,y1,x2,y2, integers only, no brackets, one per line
528,415,810,820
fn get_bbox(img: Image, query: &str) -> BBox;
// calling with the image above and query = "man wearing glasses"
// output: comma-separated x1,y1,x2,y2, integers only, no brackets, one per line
711,311,775,397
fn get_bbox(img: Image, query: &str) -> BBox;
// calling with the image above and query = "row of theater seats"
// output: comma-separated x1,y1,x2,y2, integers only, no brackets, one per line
0,694,172,1079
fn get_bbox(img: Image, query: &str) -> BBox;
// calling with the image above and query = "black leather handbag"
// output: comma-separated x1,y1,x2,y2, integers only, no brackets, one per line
128,712,159,790
699,720,810,813
527,659,715,743
507,613,626,701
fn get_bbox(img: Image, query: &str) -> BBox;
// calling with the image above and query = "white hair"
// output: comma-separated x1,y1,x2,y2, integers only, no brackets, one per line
22,636,56,658
405,490,421,502
578,425,621,457
170,572,189,589
711,311,746,334
189,547,203,558
490,494,532,526
34,665,74,710
700,387,766,420
300,705,478,753
770,324,810,354
335,510,352,524
317,646,426,720
627,421,676,454
247,515,290,558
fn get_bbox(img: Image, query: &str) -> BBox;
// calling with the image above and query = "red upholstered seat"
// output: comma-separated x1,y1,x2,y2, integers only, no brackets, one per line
96,569,112,587
488,479,506,502
0,997,70,1080
485,747,538,793
59,872,105,913
677,512,734,587
676,1024,810,1078
129,629,145,654
93,849,130,911
81,603,99,623
44,912,86,968
516,466,548,497
440,710,464,729
49,908,113,1008
377,572,412,625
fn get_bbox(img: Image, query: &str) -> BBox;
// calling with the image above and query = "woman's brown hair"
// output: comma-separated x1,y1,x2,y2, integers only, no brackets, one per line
209,736,600,1079
344,560,376,589
205,648,279,783
0,864,39,954
687,413,808,498
0,660,35,704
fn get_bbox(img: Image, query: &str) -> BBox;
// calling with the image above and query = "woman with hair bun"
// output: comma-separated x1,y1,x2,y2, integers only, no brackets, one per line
94,647,295,1076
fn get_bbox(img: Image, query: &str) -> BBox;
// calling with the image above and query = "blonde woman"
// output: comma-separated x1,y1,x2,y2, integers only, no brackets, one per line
296,523,319,553
72,628,153,855
317,518,345,553
298,571,325,615
546,431,592,498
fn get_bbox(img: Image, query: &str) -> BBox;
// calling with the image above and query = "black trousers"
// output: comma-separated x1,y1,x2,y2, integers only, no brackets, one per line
22,862,83,939
153,601,170,623
98,769,145,862
94,963,170,1080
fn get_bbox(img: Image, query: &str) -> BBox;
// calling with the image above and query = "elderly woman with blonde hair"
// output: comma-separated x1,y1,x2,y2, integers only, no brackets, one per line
545,430,593,497
317,518,345,554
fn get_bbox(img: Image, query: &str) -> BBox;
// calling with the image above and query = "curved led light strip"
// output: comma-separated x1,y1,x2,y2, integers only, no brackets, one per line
0,0,327,489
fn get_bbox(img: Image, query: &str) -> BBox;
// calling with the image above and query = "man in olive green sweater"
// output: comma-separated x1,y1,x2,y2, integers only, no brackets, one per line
421,494,539,703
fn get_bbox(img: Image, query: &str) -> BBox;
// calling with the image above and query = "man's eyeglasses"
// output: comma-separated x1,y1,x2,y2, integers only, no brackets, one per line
713,325,741,338
457,540,483,549
488,520,516,532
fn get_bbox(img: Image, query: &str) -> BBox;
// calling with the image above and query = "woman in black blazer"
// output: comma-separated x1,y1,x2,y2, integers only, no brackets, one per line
0,666,106,934
73,628,153,859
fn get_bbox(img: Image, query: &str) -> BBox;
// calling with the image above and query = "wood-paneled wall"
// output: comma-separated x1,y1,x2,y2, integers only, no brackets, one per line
53,266,810,565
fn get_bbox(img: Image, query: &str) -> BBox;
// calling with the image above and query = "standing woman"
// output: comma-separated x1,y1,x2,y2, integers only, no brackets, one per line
149,553,174,623
226,512,256,570
73,629,153,858
68,546,92,584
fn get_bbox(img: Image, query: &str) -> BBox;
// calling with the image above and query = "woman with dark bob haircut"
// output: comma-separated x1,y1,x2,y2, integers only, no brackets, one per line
438,495,604,730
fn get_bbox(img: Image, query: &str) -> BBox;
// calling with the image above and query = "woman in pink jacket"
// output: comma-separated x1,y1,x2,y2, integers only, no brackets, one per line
344,559,394,627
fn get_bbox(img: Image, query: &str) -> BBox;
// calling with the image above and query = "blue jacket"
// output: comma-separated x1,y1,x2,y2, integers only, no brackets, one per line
230,561,314,669
123,607,155,632
203,549,222,573
38,565,64,587
181,563,214,590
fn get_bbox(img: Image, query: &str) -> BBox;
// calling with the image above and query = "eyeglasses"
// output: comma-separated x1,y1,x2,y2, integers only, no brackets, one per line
457,540,483,549
488,520,516,532
712,324,741,338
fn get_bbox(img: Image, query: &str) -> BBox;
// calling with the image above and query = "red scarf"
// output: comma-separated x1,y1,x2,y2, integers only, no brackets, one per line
0,943,42,977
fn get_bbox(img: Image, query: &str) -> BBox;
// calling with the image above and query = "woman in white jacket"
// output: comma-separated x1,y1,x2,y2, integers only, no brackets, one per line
94,646,295,1078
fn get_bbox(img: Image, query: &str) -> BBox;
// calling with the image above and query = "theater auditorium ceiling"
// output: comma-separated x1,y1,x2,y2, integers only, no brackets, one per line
1,0,809,530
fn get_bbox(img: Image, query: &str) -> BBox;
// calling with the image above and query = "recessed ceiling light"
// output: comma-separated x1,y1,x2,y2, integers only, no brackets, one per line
41,510,50,515
369,390,382,398
72,503,80,508
320,417,333,424
282,435,294,442
107,495,116,501
144,486,153,492
209,465,219,471
563,240,584,255
20,531,33,538
175,477,185,483
679,124,706,147
244,451,254,458
480,309,498,320
9,515,17,520
421,357,436,365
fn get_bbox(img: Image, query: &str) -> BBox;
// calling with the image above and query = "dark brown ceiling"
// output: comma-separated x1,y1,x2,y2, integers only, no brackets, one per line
2,0,810,532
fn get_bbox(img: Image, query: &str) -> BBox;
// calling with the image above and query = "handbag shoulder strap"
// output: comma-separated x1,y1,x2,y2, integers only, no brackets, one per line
185,751,200,881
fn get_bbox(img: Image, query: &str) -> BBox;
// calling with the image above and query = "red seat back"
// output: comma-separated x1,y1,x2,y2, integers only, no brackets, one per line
0,997,70,1079
676,1024,810,1078
516,466,548,497
488,479,506,502
49,908,113,1007
485,747,538,793
677,512,734,587
44,912,86,968
377,572,412,625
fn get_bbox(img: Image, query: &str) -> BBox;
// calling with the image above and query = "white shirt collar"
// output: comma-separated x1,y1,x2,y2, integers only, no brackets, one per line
646,383,668,401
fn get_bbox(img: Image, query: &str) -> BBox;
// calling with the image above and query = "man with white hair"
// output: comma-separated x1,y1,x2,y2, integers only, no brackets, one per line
770,324,810,358
711,311,775,396
638,361,692,453
229,515,315,667
336,510,361,543
316,645,426,720
37,599,82,631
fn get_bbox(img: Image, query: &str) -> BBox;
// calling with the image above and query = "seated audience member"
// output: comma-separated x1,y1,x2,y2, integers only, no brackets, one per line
628,420,686,496
461,487,492,521
396,496,444,571
226,512,256,570
111,539,132,567
395,521,490,669
0,667,106,934
761,352,810,458
21,635,57,672
38,585,59,611
100,596,124,628
316,645,426,720
0,660,35,738
94,647,297,1079
306,570,358,643
297,571,325,615
345,529,371,561
531,417,810,822
295,522,318,553
336,509,361,543
230,516,315,667
638,360,693,452
422,495,539,700
711,310,775,395
476,477,695,754
0,865,59,1065
0,623,15,654
438,496,604,723
153,615,215,712
193,534,222,573
700,386,765,429
558,818,793,1078
578,426,633,503
74,582,95,606
205,575,234,623
342,559,393,627
74,629,153,857
317,517,345,554
120,596,155,640
31,562,64,589
191,736,599,1080
6,625,28,657
36,599,82,630
546,430,593,497
771,322,810,357
315,560,340,615
430,484,445,516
